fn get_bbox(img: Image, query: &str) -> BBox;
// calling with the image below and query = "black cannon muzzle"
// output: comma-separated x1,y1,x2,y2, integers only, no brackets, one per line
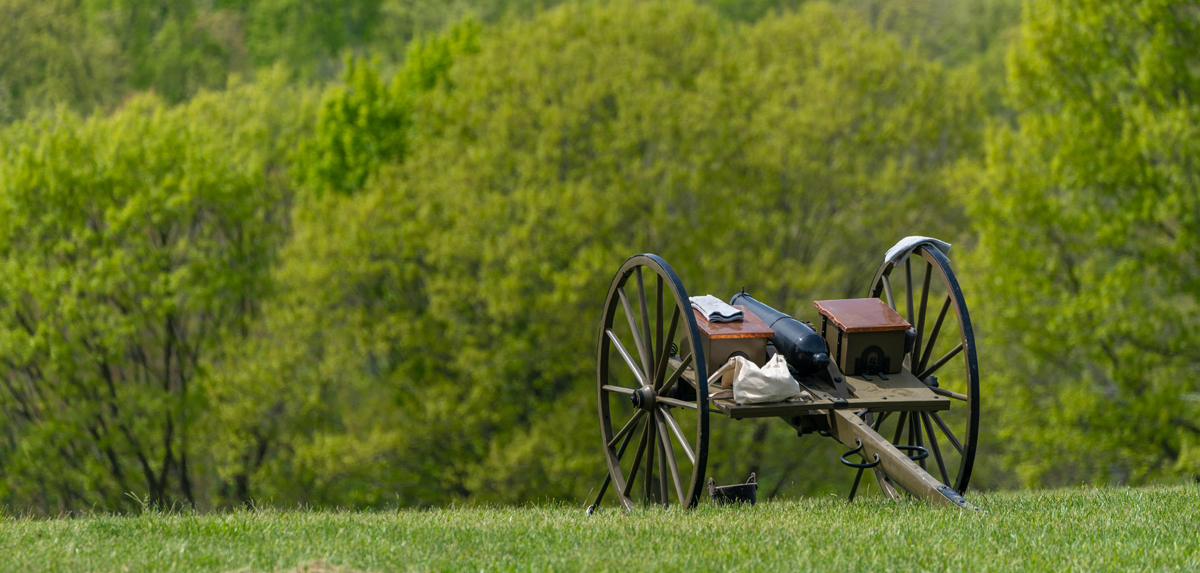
729,292,830,377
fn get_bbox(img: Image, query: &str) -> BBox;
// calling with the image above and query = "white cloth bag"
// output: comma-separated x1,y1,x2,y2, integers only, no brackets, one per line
731,355,802,404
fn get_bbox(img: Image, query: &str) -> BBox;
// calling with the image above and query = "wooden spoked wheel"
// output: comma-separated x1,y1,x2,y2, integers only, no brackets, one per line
597,254,709,510
861,245,980,496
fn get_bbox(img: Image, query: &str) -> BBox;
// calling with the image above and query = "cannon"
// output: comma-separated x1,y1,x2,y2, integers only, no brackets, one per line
587,244,980,511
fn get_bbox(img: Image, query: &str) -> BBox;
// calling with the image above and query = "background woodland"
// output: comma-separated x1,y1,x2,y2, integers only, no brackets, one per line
1,0,1197,512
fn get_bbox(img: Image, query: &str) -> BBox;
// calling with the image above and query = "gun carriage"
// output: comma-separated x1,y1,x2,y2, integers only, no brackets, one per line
587,243,979,512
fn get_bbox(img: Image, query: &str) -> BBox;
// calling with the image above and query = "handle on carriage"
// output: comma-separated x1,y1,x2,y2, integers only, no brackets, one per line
839,439,881,469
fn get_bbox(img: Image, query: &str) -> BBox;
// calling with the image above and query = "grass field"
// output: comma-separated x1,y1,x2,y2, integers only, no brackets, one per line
1,485,1197,572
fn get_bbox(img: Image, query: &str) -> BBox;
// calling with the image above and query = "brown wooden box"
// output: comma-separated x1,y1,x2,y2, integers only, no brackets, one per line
813,299,911,376
693,305,774,372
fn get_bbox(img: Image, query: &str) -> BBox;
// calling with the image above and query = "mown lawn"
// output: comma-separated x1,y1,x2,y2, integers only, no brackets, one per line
1,485,1197,572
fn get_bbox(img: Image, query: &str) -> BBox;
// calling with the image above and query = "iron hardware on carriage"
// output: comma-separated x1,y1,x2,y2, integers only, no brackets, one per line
587,242,980,512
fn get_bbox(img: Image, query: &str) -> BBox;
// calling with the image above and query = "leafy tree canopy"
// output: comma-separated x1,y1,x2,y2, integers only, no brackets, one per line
0,73,315,512
964,0,1200,486
208,0,981,508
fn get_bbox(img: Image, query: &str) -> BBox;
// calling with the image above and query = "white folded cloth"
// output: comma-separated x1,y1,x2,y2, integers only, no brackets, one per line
690,295,743,323
884,236,952,267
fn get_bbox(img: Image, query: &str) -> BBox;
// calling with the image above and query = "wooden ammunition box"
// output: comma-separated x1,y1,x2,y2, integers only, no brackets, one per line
693,305,774,374
813,298,911,376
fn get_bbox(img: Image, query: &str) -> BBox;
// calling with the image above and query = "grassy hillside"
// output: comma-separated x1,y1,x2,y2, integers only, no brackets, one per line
1,485,1196,571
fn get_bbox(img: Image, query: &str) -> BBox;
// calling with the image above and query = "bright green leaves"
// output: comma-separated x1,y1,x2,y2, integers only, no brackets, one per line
965,0,1200,486
0,78,315,512
303,58,411,196
300,21,480,196
0,0,123,122
235,0,981,506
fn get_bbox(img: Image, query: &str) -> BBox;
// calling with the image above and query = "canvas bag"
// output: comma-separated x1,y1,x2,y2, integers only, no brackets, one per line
731,354,803,404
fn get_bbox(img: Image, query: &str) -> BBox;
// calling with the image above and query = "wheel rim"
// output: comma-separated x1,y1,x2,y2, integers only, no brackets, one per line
597,254,709,509
863,245,980,495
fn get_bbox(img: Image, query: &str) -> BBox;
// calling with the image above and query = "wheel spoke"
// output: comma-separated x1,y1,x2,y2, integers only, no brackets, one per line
655,276,664,377
621,423,650,498
656,396,698,410
658,405,695,465
918,296,952,373
636,268,655,380
922,412,951,485
913,409,925,469
917,342,963,380
882,275,896,309
931,412,964,454
872,411,890,431
606,329,648,387
905,257,914,326
644,420,656,504
617,287,651,380
614,421,637,460
655,410,686,503
654,306,681,389
892,411,908,445
658,353,693,395
914,261,932,366
907,410,917,449
608,410,646,448
657,428,670,506
602,385,636,395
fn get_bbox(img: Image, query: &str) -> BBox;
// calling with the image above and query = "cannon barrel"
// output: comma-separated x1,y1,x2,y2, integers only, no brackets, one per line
728,292,830,376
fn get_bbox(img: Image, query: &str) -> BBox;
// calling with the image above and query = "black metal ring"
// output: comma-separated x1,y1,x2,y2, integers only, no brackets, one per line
839,440,881,469
895,445,929,462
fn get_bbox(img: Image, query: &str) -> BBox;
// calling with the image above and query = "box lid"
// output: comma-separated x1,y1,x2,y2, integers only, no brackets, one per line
813,298,911,333
694,305,775,339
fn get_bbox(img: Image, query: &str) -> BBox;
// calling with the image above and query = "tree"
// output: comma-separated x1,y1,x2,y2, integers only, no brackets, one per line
964,0,1200,486
82,0,245,104
204,22,482,508
0,0,122,122
299,20,480,196
213,0,980,507
0,73,315,512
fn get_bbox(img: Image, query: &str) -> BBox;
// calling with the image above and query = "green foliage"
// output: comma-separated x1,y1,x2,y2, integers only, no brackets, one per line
0,0,1018,126
82,0,245,103
301,21,481,196
831,0,1021,67
0,74,315,512
0,0,121,122
240,0,383,76
7,0,1194,513
964,0,1200,486
209,0,980,508
416,0,978,503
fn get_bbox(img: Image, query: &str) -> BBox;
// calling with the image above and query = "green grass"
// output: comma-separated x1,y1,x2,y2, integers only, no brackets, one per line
1,486,1197,572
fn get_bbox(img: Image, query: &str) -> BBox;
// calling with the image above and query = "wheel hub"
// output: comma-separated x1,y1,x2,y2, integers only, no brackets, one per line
630,387,656,410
